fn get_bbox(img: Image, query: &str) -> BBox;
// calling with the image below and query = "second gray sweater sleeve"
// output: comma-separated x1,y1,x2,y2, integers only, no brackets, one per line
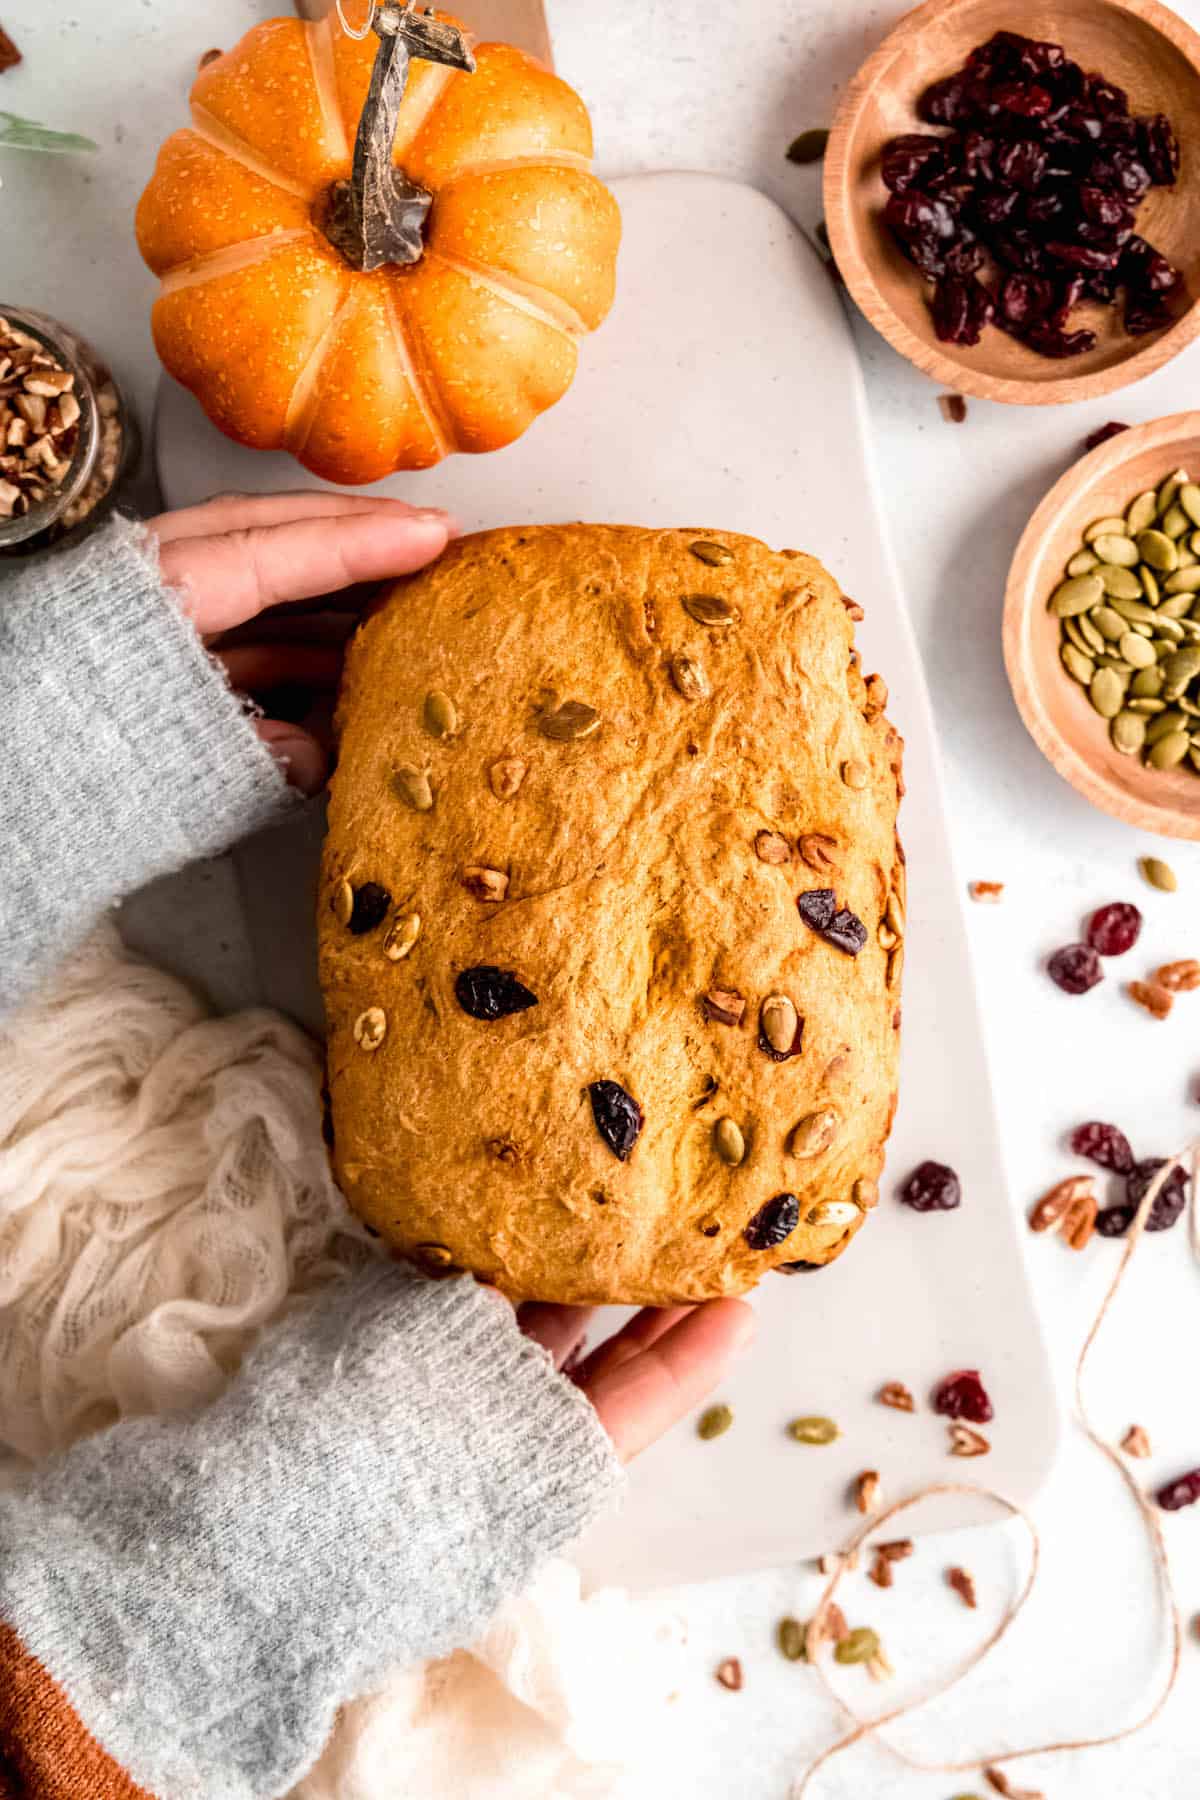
0,516,296,1016
0,1262,623,1800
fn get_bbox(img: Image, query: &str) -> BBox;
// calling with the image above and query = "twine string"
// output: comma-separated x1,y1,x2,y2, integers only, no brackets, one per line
792,1143,1198,1796
334,0,379,41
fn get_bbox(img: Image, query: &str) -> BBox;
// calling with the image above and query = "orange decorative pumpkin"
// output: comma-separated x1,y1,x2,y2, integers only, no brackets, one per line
135,11,620,484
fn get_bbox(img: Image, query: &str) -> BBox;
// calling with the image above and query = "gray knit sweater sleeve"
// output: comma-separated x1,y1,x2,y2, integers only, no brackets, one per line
0,517,624,1799
0,1266,622,1799
0,515,295,1016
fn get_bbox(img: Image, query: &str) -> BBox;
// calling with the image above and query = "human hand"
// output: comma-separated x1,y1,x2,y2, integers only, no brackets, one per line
517,1299,756,1462
145,491,455,796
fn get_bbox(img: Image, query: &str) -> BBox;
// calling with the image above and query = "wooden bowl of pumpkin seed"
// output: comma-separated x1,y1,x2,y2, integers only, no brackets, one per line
1005,411,1200,840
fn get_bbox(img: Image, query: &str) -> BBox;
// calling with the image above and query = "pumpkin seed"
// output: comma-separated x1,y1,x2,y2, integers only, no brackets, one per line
841,759,869,789
1094,654,1132,673
1180,483,1200,528
353,1006,387,1051
1148,731,1190,769
1126,490,1159,535
1140,854,1178,890
392,764,433,811
834,1628,880,1666
1074,613,1106,655
383,912,421,960
786,128,830,164
1140,565,1161,604
1127,621,1154,638
688,538,734,566
1085,515,1127,542
885,890,905,935
1158,591,1194,618
1162,647,1200,693
1099,564,1144,600
1153,617,1186,642
1119,631,1157,669
1191,748,1200,772
539,700,601,741
1089,667,1127,718
1093,533,1138,567
1157,469,1188,517
878,921,900,950
422,690,458,737
714,1117,746,1166
787,1415,839,1445
1049,573,1104,616
1061,615,1090,654
1066,549,1100,577
1130,665,1164,697
1165,567,1200,593
887,943,905,989
1138,529,1179,572
1111,711,1146,755
1191,531,1200,555
1178,544,1198,569
1125,697,1167,714
683,592,737,627
777,1617,807,1662
1146,709,1187,743
788,1108,840,1159
806,1199,860,1228
332,878,355,926
1092,604,1126,641
1182,697,1200,715
761,993,798,1055
697,1403,734,1440
853,1176,879,1209
1162,503,1191,540
671,653,711,701
1110,597,1159,625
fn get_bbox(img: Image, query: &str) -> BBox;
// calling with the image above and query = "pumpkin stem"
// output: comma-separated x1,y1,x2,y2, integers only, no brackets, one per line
321,3,475,273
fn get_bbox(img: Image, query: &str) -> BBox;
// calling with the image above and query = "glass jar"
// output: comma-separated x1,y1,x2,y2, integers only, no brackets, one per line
0,304,138,558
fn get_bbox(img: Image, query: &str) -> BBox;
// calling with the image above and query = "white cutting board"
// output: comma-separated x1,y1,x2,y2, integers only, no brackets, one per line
157,172,1058,1589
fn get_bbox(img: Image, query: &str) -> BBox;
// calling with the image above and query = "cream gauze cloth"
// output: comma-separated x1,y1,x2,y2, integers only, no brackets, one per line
0,922,679,1799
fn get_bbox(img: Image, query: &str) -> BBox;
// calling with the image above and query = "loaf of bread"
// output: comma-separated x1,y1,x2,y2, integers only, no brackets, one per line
319,526,904,1305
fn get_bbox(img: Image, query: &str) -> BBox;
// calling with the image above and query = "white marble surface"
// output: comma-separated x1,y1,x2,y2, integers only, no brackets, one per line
4,1,1200,1794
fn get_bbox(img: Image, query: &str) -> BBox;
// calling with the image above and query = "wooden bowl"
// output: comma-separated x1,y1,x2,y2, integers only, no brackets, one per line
1004,412,1200,839
824,0,1200,405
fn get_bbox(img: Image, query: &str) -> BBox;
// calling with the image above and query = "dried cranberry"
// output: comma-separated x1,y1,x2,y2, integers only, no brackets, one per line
1070,1121,1134,1173
993,137,1046,189
900,1161,962,1212
1127,1158,1189,1231
588,1080,643,1161
998,271,1054,329
1126,291,1176,336
1157,1469,1200,1512
347,881,391,935
993,80,1052,119
455,965,539,1020
1047,943,1103,993
1089,152,1151,201
919,73,973,127
1086,901,1142,956
796,889,868,956
932,273,994,345
1083,421,1129,451
882,133,947,193
933,1369,993,1424
1086,77,1129,118
777,1258,825,1273
744,1193,800,1251
1025,322,1098,356
1096,1204,1136,1237
974,187,1020,227
1080,184,1134,230
1140,113,1180,185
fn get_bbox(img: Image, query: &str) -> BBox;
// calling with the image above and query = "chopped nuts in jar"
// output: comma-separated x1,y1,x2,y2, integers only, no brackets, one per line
0,315,81,521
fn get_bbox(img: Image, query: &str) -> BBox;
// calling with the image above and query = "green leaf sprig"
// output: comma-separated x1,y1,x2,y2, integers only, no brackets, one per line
0,111,98,154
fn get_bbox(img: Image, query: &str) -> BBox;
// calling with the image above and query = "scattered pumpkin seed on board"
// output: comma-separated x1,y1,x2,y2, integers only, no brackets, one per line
697,1403,734,1440
787,1415,839,1445
1052,466,1200,780
1139,855,1178,891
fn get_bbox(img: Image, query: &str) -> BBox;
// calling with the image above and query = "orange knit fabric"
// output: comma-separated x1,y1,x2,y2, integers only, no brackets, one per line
0,1619,156,1800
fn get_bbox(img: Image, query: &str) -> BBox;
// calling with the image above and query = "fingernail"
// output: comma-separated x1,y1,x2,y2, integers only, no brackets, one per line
258,722,326,796
409,506,460,534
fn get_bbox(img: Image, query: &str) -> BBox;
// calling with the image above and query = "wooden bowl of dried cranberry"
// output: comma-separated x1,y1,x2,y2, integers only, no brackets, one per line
1005,410,1200,838
824,0,1200,404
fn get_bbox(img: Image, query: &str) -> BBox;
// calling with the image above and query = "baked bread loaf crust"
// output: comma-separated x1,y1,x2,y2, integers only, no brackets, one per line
320,526,904,1305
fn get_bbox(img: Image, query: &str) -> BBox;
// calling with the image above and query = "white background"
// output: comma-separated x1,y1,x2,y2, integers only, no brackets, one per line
4,1,1200,1793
